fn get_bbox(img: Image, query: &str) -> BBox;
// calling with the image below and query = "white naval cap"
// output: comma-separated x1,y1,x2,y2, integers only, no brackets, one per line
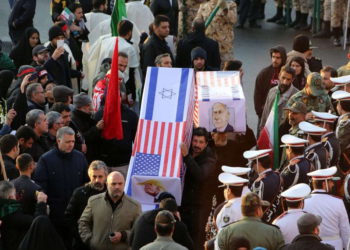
221,166,251,176
281,183,311,201
332,90,350,101
311,110,338,123
218,172,249,187
243,149,272,161
298,121,327,135
281,134,308,147
307,166,337,180
330,75,350,86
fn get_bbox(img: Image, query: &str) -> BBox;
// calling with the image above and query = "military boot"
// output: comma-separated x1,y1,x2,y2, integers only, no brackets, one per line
267,7,283,22
333,27,341,47
290,11,301,27
313,21,331,38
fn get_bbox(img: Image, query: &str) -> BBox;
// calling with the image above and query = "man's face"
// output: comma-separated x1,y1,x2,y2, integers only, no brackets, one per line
107,173,125,199
154,22,170,38
36,114,48,134
191,135,208,154
57,134,75,153
320,71,334,91
288,111,305,126
61,111,71,126
212,103,229,130
118,56,128,73
80,104,93,115
89,169,107,191
279,71,293,93
160,56,172,67
32,85,46,105
74,7,84,21
33,51,49,65
54,117,64,131
52,36,65,47
20,138,34,150
271,52,282,68
193,57,205,71
144,183,160,196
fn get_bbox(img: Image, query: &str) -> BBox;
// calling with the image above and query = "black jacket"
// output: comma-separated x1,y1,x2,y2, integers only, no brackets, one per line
130,208,194,250
33,147,89,224
65,184,106,250
150,0,178,36
281,234,335,250
8,0,35,31
0,155,19,181
23,135,50,162
141,34,174,77
176,31,221,70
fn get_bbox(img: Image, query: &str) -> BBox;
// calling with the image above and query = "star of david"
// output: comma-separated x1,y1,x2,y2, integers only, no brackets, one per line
159,88,176,99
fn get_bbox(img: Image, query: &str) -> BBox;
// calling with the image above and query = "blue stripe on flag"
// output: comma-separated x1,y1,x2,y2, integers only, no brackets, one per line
175,68,189,122
145,67,159,120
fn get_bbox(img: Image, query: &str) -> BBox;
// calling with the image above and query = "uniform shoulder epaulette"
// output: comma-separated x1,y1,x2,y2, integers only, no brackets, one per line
262,220,280,229
321,137,328,143
224,200,233,208
339,117,350,127
289,158,301,165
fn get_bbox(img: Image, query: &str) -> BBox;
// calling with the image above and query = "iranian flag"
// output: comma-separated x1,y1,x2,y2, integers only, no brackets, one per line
110,0,127,36
257,91,280,169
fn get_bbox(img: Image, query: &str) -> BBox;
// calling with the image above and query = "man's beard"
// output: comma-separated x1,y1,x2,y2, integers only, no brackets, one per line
91,182,105,191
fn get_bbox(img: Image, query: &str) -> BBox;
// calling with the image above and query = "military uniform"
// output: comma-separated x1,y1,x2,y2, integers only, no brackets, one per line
281,156,311,190
304,142,328,170
178,0,202,38
322,132,340,167
286,89,334,113
252,169,281,204
216,197,242,230
336,113,350,153
337,62,350,77
195,0,237,63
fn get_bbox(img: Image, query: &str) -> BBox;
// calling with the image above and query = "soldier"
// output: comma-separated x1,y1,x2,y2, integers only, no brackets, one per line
216,173,248,230
221,166,251,196
287,72,335,119
337,54,350,77
311,111,340,166
304,167,350,249
331,75,350,92
280,134,311,190
178,0,203,38
330,0,350,47
299,121,328,170
273,183,311,244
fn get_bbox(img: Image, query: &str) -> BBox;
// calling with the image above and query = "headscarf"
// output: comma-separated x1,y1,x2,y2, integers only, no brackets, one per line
9,27,41,69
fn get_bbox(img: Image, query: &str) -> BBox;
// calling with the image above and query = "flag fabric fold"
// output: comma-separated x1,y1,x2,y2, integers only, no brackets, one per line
111,0,127,36
102,37,123,140
257,91,280,169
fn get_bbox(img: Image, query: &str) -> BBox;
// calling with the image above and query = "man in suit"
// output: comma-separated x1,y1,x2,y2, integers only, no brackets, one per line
212,102,234,133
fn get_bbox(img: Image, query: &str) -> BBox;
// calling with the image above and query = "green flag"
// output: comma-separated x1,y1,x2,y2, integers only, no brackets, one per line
272,90,280,169
111,0,127,36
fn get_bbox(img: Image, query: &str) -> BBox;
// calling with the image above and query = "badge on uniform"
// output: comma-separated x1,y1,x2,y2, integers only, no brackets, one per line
223,216,230,223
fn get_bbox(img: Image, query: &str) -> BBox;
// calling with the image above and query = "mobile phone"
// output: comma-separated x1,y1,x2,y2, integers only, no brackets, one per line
57,39,64,48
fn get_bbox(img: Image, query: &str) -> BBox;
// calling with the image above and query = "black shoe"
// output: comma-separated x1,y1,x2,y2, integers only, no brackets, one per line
267,7,283,22
249,22,262,28
276,17,286,25
333,38,341,46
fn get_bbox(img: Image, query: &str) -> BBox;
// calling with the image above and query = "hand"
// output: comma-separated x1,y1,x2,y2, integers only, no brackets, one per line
20,74,32,94
5,109,16,125
81,143,87,154
96,120,104,130
180,143,188,157
70,24,82,32
52,47,65,60
36,192,48,203
109,232,122,243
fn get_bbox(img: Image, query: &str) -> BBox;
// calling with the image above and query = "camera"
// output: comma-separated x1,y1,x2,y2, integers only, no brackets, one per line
109,232,115,238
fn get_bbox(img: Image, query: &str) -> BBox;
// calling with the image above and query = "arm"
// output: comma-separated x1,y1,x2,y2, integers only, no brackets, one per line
32,157,49,193
141,44,156,75
13,0,36,28
221,2,237,24
254,70,265,118
183,151,217,182
64,189,83,240
124,203,142,242
78,198,93,244
339,201,350,248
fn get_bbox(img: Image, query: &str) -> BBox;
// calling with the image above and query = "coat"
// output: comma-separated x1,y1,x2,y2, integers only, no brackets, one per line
79,192,141,250
8,0,35,32
0,155,19,181
33,147,89,224
140,236,188,250
176,31,221,69
281,234,335,250
150,0,178,36
130,208,193,250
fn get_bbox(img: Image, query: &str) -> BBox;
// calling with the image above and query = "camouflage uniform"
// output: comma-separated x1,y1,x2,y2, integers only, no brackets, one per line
338,62,350,77
331,0,350,28
293,0,309,13
178,0,203,39
196,0,237,63
336,113,350,153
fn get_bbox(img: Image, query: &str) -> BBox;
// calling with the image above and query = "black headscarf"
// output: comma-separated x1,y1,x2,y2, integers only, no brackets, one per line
0,70,14,100
9,27,41,69
18,216,66,250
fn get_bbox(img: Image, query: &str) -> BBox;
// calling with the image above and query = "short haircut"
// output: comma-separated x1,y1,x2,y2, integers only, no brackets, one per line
26,109,45,128
192,18,205,33
16,153,34,172
119,51,128,59
155,210,175,236
309,134,322,142
0,134,18,154
93,0,106,9
155,53,171,66
118,20,133,37
259,155,271,169
286,200,303,209
223,60,243,71
16,126,37,141
26,83,41,100
154,15,170,27
290,146,305,155
56,126,75,140
68,2,83,13
46,111,61,129
192,127,209,143
88,160,108,175
228,185,244,197
230,236,251,249
0,181,15,199
159,198,178,212
340,100,350,112
280,65,296,79
51,103,71,113
321,66,338,77
312,179,324,189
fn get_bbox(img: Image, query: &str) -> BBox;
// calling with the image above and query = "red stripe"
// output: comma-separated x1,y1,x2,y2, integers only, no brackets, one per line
143,120,151,153
157,122,165,155
170,122,180,176
150,121,158,155
162,123,173,176
135,119,144,154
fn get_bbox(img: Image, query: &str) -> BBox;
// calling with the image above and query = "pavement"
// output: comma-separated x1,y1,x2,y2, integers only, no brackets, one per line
0,0,348,134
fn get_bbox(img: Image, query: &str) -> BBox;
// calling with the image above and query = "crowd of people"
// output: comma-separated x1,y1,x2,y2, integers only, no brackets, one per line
0,0,350,249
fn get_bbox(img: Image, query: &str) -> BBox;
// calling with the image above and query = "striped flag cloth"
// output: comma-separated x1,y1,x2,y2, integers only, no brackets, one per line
257,91,280,169
125,67,195,205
